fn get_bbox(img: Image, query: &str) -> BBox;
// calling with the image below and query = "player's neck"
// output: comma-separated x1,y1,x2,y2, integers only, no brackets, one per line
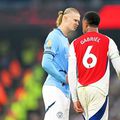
87,27,98,33
59,25,69,37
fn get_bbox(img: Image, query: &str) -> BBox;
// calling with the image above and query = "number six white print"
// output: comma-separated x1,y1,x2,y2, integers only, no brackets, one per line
83,46,97,68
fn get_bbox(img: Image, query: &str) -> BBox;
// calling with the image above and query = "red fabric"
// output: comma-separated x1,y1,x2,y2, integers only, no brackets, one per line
73,32,109,85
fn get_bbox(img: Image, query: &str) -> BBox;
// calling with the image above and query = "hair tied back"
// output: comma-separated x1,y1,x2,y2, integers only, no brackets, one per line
58,11,64,15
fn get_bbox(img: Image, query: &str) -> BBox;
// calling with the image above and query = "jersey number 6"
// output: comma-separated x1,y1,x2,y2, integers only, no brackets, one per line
83,46,97,69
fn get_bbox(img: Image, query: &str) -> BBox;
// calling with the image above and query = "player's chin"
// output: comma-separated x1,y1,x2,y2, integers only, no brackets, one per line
71,28,77,32
73,26,78,31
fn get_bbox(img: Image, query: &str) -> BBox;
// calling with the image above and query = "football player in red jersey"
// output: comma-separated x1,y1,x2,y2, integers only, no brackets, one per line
68,11,120,120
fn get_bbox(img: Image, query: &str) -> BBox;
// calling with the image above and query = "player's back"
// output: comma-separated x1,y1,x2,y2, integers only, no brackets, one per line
73,31,109,85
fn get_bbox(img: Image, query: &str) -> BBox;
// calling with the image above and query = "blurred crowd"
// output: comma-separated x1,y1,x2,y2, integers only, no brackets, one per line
0,39,45,120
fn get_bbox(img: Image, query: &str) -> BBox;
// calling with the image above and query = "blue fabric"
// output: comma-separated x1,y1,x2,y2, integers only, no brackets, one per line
42,54,66,83
89,96,108,120
42,28,70,98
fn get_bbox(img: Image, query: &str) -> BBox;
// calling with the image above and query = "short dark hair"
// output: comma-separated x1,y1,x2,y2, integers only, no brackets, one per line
83,11,100,27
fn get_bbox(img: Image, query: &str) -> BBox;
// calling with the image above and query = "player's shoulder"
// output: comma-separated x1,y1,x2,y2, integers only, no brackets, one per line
72,33,86,44
47,28,58,37
72,32,112,46
46,28,60,42
96,32,111,39
98,33,117,47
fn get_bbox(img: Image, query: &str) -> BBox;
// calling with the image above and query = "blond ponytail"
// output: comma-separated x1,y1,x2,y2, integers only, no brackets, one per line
56,11,64,27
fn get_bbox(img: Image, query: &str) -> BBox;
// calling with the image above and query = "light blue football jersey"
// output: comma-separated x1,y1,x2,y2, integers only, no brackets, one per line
42,28,70,98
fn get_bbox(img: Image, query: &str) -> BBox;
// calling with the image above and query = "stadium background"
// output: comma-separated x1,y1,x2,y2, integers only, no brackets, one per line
0,0,120,120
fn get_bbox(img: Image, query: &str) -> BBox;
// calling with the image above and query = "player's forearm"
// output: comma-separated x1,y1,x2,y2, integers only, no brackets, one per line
108,39,120,80
68,68,78,102
68,61,78,101
70,85,78,102
111,56,120,80
42,54,66,83
68,42,78,102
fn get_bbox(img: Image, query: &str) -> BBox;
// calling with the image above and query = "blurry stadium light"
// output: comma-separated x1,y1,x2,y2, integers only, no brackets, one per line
99,5,120,29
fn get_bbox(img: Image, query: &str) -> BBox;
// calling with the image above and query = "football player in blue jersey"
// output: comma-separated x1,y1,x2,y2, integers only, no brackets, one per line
42,7,80,120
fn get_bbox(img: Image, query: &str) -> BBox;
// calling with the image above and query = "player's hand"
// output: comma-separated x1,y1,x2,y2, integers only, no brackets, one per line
73,101,84,113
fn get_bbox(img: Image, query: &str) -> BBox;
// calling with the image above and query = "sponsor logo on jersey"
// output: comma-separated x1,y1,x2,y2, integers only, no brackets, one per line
46,39,52,49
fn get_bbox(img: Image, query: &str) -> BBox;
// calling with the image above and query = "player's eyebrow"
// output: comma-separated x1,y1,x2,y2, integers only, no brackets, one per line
74,19,80,23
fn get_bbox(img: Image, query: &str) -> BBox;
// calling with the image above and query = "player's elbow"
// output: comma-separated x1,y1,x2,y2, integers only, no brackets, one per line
42,53,53,73
42,58,47,71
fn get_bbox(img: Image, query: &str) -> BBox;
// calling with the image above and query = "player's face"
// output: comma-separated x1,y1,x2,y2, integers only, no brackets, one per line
82,19,88,34
65,12,80,32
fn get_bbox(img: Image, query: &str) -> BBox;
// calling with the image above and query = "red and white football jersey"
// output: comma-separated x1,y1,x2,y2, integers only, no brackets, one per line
68,31,120,101
74,32,109,85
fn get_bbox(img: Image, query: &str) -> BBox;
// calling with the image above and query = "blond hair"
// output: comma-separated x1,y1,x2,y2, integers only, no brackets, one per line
56,7,80,27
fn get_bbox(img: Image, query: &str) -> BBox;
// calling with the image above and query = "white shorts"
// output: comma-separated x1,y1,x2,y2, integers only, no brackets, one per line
77,86,109,120
42,85,70,120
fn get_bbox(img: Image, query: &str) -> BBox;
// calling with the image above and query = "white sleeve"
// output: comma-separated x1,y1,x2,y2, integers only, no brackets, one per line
108,38,120,79
68,42,78,102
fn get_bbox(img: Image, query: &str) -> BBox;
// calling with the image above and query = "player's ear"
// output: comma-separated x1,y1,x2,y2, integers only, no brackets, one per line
86,24,89,29
85,20,89,29
63,14,68,21
84,20,88,26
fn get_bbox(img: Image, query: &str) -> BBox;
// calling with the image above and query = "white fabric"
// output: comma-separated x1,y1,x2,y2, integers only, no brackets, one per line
77,86,109,120
42,85,70,120
108,38,120,80
111,57,120,79
87,60,110,96
68,42,78,102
